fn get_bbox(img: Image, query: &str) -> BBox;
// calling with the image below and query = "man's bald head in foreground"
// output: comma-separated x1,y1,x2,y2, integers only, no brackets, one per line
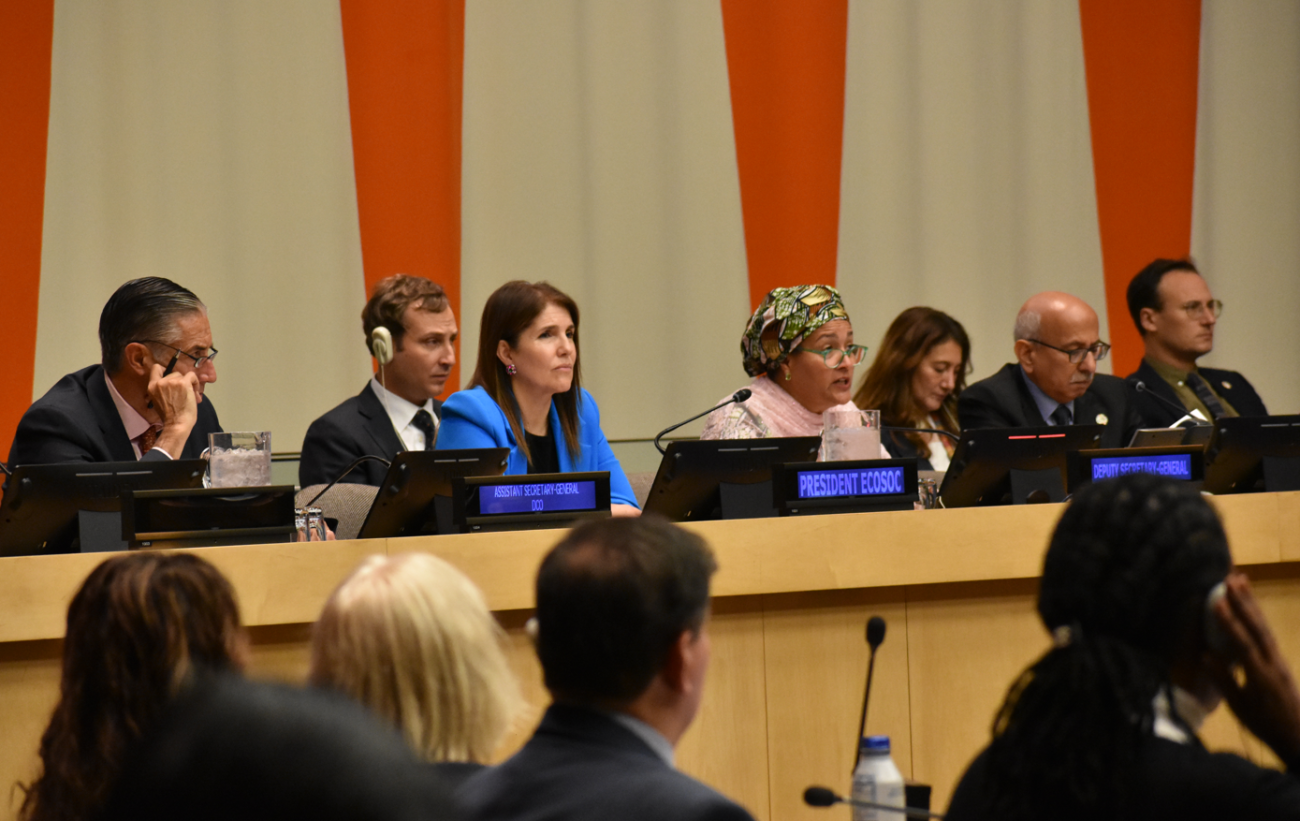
1013,292,1106,405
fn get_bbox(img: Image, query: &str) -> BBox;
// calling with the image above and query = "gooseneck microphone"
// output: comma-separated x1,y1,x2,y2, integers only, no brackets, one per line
853,616,888,772
1133,381,1208,425
304,454,393,508
653,389,752,454
804,787,945,819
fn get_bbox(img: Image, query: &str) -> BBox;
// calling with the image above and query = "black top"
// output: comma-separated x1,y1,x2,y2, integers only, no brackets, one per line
525,428,560,474
947,737,1300,821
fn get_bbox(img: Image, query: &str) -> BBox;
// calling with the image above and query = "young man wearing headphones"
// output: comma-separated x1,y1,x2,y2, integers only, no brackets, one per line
299,275,457,488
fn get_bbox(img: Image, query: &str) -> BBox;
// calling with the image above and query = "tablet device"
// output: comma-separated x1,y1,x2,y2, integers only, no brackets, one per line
0,459,206,556
356,448,510,539
939,425,1104,507
1203,415,1300,494
642,437,823,521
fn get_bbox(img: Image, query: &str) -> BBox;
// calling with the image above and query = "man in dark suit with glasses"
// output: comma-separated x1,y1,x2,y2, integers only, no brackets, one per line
7,277,221,466
958,291,1141,449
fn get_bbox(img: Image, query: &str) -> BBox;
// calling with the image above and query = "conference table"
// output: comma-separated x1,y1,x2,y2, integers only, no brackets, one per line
3,492,1299,820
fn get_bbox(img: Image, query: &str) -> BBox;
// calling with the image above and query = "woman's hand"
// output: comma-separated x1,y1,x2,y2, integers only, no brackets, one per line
611,503,642,518
1208,572,1300,765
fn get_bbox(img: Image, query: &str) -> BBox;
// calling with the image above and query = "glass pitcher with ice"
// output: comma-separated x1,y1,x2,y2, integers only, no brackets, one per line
822,409,881,462
207,431,272,488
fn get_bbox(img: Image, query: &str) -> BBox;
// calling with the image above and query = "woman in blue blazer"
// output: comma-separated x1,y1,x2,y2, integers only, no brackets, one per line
437,281,639,514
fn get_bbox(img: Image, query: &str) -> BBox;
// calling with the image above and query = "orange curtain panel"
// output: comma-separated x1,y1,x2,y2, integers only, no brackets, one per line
722,0,849,310
1079,0,1202,376
0,0,55,461
340,0,466,396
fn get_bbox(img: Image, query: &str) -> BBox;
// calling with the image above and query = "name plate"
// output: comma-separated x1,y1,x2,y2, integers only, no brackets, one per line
1067,446,1204,493
1089,453,1193,482
795,466,908,499
772,459,919,517
479,480,599,515
456,471,611,533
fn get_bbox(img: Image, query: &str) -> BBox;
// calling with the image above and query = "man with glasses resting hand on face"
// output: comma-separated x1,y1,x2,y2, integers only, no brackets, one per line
958,291,1141,449
8,277,221,466
1123,258,1268,429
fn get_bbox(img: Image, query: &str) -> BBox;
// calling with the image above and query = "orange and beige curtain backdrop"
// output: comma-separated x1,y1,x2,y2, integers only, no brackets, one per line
2,0,1297,462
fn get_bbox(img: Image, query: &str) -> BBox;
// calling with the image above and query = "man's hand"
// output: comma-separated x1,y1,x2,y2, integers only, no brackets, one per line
148,363,201,457
1208,572,1300,765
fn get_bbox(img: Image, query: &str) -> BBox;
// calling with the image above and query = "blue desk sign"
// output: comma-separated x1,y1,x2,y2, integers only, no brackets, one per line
772,459,919,517
1066,446,1204,493
455,471,611,533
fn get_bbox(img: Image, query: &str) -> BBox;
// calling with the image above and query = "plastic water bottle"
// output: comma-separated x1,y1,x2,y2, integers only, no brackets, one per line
851,735,905,821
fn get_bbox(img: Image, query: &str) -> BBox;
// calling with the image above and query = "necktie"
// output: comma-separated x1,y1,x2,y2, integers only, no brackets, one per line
412,409,437,450
1050,405,1072,427
1185,372,1228,420
138,426,160,457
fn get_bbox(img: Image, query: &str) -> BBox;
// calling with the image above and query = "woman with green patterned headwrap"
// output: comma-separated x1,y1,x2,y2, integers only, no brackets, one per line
700,285,878,444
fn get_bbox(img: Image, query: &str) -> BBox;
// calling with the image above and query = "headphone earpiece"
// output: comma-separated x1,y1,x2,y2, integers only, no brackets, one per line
1204,581,1232,657
370,327,394,366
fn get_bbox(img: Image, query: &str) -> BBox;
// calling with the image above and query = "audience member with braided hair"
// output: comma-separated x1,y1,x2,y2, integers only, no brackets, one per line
19,552,246,821
947,473,1300,821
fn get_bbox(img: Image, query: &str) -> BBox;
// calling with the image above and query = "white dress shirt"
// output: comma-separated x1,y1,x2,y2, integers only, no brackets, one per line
369,377,438,450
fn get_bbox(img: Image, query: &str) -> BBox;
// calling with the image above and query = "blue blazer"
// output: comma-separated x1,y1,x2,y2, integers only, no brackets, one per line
436,386,638,508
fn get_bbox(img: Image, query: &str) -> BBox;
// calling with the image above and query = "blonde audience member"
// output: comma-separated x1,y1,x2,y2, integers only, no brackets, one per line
310,552,520,785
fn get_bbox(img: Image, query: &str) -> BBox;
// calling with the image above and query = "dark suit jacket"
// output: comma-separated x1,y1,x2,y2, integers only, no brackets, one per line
957,363,1141,450
7,364,221,466
947,736,1300,820
298,383,442,488
1125,359,1268,429
458,704,755,821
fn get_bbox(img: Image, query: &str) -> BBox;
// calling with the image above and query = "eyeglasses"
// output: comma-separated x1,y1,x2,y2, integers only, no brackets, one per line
794,344,868,369
135,340,219,370
1178,299,1223,319
1026,339,1110,364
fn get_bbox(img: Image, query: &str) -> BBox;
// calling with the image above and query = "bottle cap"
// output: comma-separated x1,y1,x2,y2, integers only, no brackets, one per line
860,735,890,753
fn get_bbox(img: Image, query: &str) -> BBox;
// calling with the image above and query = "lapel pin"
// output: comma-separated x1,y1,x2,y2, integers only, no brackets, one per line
1096,413,1109,425
1221,381,1233,390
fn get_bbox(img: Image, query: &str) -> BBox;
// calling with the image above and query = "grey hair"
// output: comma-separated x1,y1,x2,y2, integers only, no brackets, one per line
1013,309,1041,341
99,278,206,372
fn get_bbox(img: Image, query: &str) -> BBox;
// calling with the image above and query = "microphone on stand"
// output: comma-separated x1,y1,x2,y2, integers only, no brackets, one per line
304,454,393,508
804,787,945,819
853,616,887,772
1133,381,1210,426
653,389,752,454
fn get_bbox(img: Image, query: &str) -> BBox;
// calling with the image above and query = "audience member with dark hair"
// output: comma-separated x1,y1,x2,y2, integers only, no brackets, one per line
1124,257,1267,428
20,552,246,821
947,474,1300,820
853,306,970,470
310,552,520,786
435,280,638,513
100,676,461,821
300,274,458,487
8,276,221,466
459,516,755,821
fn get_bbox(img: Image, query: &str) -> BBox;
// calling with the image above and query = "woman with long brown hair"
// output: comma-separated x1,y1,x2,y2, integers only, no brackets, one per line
853,306,970,470
20,552,246,821
436,280,639,515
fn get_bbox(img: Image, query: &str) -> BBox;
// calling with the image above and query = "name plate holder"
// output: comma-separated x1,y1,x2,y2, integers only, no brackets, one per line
1066,445,1205,494
771,459,919,517
454,471,611,533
